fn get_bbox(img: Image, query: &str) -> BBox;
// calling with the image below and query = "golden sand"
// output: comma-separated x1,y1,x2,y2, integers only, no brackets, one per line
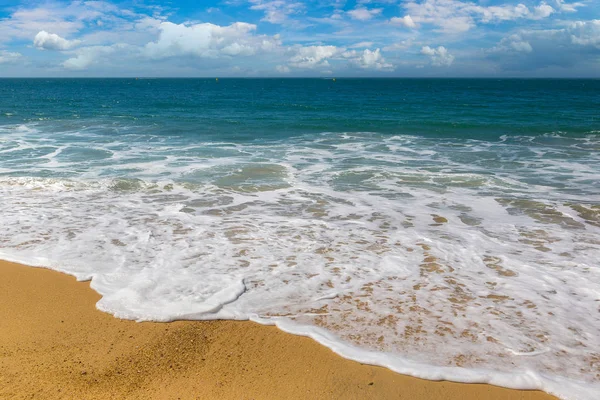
0,259,557,400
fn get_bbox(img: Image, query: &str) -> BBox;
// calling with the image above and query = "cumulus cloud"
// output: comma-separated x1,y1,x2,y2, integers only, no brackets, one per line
31,12,397,75
63,44,130,70
0,50,22,64
568,19,600,47
493,34,534,53
390,15,417,28
34,31,80,51
288,45,339,69
494,19,600,53
0,1,144,44
0,5,83,42
343,48,393,70
421,46,455,66
285,45,393,71
347,7,383,21
400,0,581,33
531,3,555,19
489,20,600,71
1,0,596,76
144,22,281,59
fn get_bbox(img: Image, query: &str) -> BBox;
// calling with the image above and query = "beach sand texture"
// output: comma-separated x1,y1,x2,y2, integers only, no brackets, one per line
0,260,557,400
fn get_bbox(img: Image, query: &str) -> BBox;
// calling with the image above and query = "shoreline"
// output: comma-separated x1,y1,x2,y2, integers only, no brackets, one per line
0,259,557,399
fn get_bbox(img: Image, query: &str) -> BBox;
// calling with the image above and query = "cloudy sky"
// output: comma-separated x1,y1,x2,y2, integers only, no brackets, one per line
0,0,598,77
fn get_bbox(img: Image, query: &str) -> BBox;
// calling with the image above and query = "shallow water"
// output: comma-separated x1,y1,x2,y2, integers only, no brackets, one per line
1,79,599,399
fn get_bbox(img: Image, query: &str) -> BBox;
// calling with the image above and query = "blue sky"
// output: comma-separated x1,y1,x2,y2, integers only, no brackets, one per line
0,0,598,77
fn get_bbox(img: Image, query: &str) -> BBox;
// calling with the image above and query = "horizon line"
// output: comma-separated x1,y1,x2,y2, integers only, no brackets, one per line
1,76,599,80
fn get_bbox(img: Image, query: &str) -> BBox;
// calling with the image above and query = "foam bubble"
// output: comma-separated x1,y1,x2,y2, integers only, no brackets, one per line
1,125,599,400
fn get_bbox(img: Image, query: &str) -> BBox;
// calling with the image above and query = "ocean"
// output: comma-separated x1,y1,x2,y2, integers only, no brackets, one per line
0,78,599,399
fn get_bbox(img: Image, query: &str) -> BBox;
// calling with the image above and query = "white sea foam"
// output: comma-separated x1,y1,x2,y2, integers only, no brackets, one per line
1,124,599,399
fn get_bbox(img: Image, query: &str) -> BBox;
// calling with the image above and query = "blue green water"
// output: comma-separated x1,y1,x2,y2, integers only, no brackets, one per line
2,78,599,140
0,79,599,400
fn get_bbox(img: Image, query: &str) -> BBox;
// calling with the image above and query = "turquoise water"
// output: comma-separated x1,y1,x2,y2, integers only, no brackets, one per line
2,78,599,139
0,79,599,399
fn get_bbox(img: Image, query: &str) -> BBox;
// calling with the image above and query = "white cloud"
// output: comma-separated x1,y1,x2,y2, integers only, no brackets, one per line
286,45,393,71
0,1,144,43
568,19,600,47
493,19,600,54
531,3,555,19
34,31,80,51
400,0,580,33
1,0,594,76
0,50,22,64
62,44,128,70
501,34,534,53
489,20,600,71
491,35,526,54
383,39,414,52
343,48,393,70
0,6,83,42
478,4,529,22
248,0,304,24
307,10,346,26
551,0,584,13
144,21,281,59
421,46,455,66
21,7,398,75
289,45,340,69
347,7,383,21
390,15,417,29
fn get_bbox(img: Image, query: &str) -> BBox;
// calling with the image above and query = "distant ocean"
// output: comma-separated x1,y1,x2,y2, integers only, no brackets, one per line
1,79,598,399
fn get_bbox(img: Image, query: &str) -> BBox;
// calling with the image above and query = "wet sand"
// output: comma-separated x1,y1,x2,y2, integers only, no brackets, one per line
0,259,557,400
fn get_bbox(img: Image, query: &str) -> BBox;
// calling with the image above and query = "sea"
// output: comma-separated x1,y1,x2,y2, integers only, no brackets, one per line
0,78,598,399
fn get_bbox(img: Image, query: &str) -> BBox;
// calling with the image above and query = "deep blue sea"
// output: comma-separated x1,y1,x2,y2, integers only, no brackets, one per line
0,79,599,399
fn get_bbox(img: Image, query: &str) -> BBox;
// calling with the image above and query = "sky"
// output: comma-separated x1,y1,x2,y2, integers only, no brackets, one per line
0,0,598,77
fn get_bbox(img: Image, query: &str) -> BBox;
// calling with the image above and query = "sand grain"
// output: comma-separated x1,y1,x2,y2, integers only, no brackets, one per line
0,260,556,400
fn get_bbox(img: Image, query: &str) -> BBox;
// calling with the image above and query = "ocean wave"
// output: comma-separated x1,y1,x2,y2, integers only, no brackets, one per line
1,123,600,399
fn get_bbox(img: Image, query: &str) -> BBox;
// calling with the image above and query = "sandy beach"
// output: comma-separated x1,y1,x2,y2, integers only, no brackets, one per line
0,259,557,400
